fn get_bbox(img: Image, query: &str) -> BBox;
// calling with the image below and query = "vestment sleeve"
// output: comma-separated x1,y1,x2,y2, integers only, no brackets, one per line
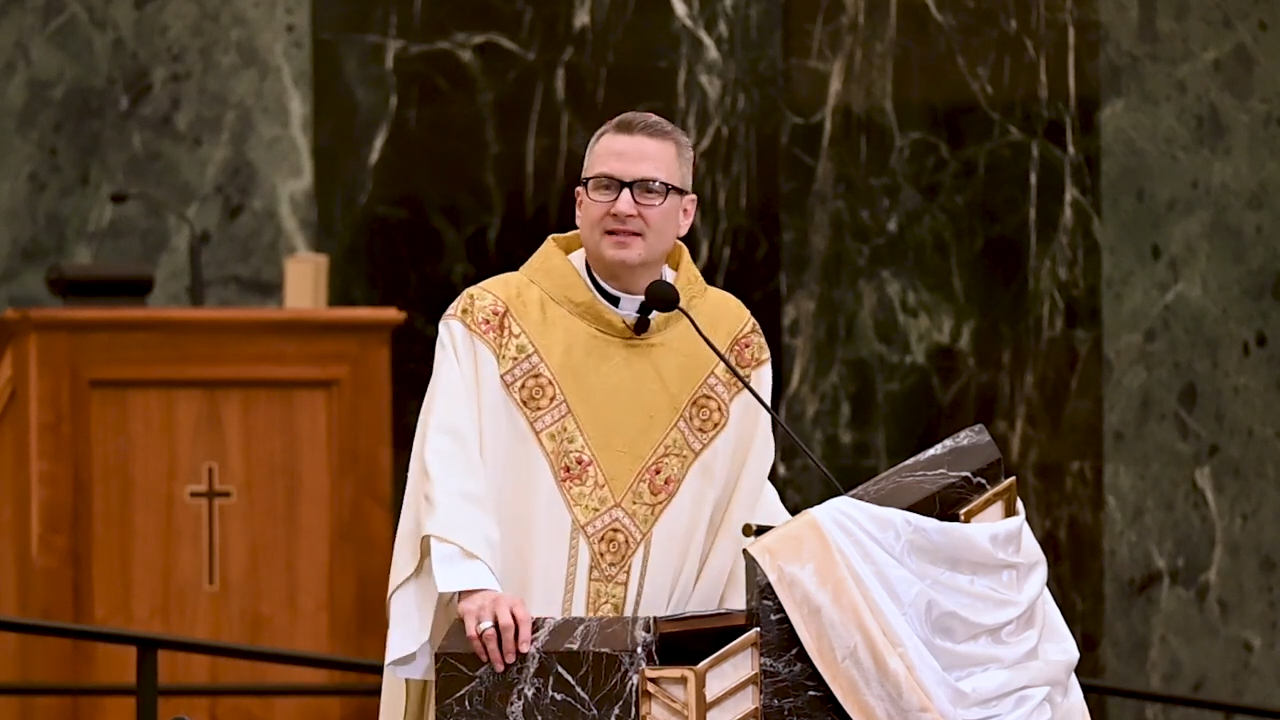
381,317,503,685
430,537,502,594
714,359,794,608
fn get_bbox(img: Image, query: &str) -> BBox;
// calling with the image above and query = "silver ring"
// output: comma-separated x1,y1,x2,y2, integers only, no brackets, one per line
475,620,496,634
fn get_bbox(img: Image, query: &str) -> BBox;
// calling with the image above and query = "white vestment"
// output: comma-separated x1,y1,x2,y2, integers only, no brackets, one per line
378,234,791,720
747,497,1091,720
425,250,679,596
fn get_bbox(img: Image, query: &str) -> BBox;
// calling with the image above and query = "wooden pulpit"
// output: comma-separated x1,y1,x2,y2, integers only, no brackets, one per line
0,307,404,720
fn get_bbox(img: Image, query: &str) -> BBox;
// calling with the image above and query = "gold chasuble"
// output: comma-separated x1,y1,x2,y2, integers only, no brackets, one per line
379,232,792,720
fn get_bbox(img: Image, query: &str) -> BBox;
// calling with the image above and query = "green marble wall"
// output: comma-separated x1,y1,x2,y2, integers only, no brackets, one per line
1101,0,1280,715
0,0,313,308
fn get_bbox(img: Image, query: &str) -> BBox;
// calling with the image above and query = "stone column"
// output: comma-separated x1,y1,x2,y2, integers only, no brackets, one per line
1100,0,1280,713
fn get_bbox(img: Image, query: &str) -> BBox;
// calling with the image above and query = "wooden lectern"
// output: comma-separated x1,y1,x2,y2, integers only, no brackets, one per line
0,307,404,720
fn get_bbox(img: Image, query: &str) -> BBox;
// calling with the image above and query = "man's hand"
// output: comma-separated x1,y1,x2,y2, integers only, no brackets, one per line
457,590,533,672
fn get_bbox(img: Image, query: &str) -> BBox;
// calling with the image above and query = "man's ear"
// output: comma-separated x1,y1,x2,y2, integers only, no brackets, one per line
678,193,698,237
574,186,585,227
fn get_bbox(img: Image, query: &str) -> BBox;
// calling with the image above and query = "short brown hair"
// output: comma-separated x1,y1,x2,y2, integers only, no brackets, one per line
583,111,695,189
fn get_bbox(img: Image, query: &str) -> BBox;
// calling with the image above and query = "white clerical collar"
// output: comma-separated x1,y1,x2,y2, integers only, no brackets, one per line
568,248,675,319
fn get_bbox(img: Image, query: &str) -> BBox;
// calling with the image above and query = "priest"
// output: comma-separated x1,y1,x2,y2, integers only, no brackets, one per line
377,111,792,720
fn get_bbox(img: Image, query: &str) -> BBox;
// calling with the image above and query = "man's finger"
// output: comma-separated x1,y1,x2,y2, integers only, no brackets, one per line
496,600,518,664
480,620,504,672
512,600,533,654
461,608,488,663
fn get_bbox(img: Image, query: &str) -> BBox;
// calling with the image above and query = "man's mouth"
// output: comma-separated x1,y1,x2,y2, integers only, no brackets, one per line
604,228,642,238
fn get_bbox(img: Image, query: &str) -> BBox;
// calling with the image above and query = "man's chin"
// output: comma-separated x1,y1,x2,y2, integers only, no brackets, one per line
598,238,648,263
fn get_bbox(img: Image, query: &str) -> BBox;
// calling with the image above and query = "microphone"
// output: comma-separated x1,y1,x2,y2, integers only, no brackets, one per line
109,190,210,306
644,280,845,500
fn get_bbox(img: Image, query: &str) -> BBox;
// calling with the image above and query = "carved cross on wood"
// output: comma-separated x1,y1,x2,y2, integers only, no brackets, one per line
185,461,236,591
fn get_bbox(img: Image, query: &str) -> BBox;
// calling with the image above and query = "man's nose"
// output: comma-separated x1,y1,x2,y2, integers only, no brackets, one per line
610,189,640,215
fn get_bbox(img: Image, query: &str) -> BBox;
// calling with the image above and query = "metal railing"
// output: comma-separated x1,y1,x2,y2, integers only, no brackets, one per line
0,615,381,720
3,614,1280,719
1080,678,1280,718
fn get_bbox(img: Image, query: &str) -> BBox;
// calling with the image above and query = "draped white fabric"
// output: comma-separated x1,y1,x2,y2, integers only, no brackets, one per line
750,497,1090,720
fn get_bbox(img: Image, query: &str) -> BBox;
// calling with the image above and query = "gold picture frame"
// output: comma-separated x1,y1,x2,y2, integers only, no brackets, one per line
640,628,761,720
958,476,1019,523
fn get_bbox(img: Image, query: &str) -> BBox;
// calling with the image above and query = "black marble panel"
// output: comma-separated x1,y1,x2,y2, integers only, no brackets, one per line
433,616,657,720
745,554,850,720
773,0,1105,687
848,422,1004,520
435,573,854,720
313,0,785,511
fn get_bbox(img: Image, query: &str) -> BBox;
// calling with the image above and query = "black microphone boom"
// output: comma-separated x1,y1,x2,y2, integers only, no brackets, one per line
643,280,844,497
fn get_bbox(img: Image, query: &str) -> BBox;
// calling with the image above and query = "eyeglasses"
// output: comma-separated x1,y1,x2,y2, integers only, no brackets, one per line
580,176,690,206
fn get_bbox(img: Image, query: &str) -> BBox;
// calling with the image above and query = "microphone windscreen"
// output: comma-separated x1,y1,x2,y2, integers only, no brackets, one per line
644,279,681,313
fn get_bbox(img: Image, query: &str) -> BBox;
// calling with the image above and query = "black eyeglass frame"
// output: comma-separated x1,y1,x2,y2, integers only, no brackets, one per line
579,176,692,206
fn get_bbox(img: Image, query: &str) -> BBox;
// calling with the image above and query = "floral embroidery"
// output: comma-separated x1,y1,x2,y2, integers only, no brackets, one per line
445,288,536,371
543,422,612,521
470,302,506,341
595,523,635,573
587,569,627,616
558,451,594,488
643,454,682,498
622,435,696,529
445,286,770,616
518,372,556,412
728,328,768,374
688,394,726,434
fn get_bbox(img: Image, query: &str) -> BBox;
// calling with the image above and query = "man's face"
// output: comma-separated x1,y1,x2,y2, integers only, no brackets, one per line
574,133,697,274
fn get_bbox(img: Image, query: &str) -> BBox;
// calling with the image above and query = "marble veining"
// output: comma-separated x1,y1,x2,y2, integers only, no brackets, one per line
433,617,657,720
773,0,1105,684
847,422,1003,520
0,0,314,309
